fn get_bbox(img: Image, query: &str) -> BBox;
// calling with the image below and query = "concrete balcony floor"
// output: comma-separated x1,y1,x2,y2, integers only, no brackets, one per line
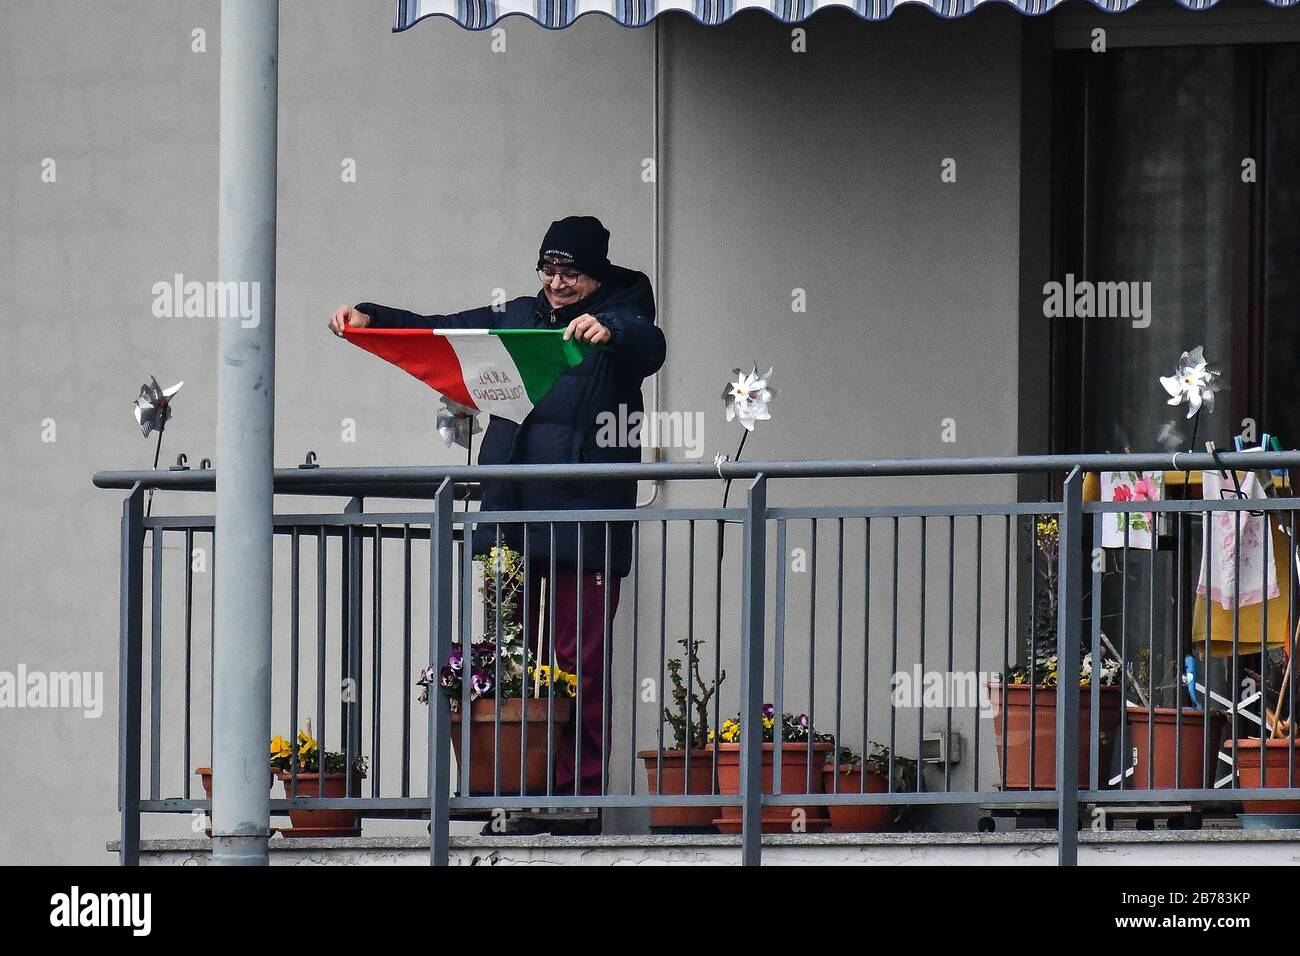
110,828,1300,866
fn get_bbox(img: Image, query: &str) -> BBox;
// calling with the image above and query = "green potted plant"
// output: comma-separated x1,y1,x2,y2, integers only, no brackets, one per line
271,723,368,837
822,743,918,832
416,546,573,796
639,638,725,831
987,517,1123,789
709,706,834,833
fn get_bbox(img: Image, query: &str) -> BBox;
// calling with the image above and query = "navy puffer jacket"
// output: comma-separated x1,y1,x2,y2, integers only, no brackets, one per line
356,265,663,577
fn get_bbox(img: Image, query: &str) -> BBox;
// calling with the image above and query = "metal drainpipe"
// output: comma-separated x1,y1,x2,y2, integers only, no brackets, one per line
212,0,278,866
637,18,665,508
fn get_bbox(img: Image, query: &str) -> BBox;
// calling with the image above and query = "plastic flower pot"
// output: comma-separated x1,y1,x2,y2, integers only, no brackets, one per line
638,749,720,831
988,682,1121,790
450,696,573,796
277,771,366,837
1124,707,1220,790
194,767,276,838
1225,737,1300,814
710,742,832,833
821,765,894,832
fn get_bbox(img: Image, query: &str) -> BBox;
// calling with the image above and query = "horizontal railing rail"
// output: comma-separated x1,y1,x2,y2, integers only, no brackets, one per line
102,453,1300,865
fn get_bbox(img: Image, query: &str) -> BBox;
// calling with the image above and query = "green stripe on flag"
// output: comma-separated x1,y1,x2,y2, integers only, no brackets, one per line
490,329,595,405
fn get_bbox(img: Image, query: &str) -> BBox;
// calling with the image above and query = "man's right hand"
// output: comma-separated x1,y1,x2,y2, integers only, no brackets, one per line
330,305,371,337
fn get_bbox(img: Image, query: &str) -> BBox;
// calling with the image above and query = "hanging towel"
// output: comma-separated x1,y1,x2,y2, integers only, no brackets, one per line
1196,470,1279,610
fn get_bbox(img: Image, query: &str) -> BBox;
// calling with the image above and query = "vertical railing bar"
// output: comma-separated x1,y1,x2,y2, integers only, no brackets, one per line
520,526,531,802
1056,468,1083,867
1174,508,1185,792
459,519,474,799
1232,508,1241,784
712,518,725,796
546,524,557,798
773,519,788,800
683,521,695,797
739,475,767,866
833,518,844,791
1202,510,1213,788
861,517,871,796
656,521,667,796
1000,515,1010,792
1089,512,1102,792
1290,509,1296,789
973,516,983,795
312,528,327,804
1260,509,1271,760
428,480,454,866
805,519,818,794
493,524,503,798
118,485,145,866
889,517,900,795
1029,514,1038,791
402,523,412,799
602,522,613,797
1117,517,1129,791
1147,521,1156,790
627,522,639,797
575,523,584,799
372,523,383,798
918,516,927,796
183,527,194,800
288,528,300,814
945,514,955,794
150,528,162,802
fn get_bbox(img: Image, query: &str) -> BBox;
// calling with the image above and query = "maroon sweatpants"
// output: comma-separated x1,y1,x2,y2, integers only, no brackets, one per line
524,564,621,797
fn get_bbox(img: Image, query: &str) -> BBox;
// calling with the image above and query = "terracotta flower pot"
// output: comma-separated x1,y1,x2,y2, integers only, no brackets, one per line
988,682,1121,790
1225,737,1300,814
450,696,573,796
710,742,832,833
1124,707,1220,790
195,767,276,838
277,771,366,837
639,749,720,830
821,765,895,832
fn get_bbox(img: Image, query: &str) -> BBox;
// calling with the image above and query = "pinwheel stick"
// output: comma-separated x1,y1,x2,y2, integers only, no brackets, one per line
146,426,165,518
1181,411,1201,500
720,429,749,509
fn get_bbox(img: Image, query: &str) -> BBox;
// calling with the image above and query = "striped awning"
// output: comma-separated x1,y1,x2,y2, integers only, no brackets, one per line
394,0,1298,31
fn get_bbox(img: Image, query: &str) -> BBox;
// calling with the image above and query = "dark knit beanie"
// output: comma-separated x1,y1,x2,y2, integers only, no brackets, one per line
537,216,611,282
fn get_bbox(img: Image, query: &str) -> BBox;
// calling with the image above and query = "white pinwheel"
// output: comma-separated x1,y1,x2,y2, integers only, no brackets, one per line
722,366,775,432
1159,347,1220,419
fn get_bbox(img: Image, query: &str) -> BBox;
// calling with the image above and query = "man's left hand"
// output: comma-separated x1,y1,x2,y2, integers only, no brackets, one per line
564,313,612,345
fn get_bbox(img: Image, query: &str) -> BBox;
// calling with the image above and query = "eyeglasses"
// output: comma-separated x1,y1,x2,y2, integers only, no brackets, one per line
538,266,584,286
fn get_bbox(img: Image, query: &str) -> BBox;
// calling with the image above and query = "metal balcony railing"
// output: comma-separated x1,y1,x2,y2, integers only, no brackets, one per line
93,453,1300,865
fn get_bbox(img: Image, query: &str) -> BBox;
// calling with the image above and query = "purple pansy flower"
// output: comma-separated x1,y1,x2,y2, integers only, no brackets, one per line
448,647,464,673
762,703,776,720
470,668,493,699
416,664,437,687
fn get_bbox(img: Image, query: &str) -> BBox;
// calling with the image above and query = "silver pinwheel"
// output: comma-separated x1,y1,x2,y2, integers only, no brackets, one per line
436,396,482,450
133,377,183,437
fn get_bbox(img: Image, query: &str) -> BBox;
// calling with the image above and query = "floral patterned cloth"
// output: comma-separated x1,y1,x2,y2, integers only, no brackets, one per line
1101,471,1162,550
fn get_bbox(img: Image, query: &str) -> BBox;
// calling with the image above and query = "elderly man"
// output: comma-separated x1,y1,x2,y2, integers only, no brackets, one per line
330,216,664,821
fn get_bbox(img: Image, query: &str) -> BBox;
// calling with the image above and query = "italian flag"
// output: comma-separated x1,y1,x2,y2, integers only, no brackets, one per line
342,327,594,424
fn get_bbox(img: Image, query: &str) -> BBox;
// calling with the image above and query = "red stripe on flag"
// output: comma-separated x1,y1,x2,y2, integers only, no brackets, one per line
341,327,476,408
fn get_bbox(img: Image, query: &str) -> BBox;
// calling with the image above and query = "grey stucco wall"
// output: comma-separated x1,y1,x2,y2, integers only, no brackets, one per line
1,0,1032,863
